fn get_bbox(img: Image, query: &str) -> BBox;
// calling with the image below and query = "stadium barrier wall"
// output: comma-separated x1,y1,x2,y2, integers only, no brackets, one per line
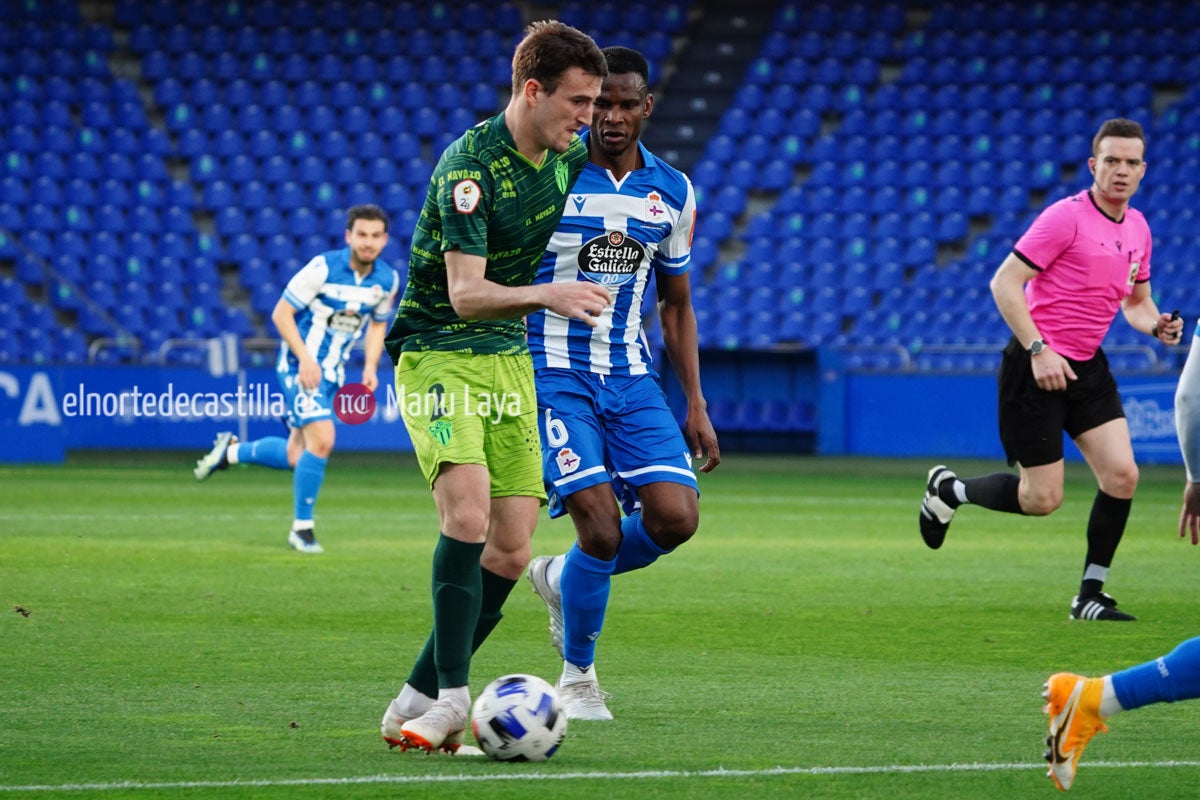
661,349,1184,466
0,361,1183,465
0,365,413,464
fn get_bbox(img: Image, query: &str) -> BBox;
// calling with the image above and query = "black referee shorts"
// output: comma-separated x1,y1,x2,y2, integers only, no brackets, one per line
997,337,1126,468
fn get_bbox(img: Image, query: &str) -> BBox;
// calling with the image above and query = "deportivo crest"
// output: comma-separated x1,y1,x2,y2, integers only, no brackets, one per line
645,191,667,220
577,230,644,286
554,161,569,193
555,447,580,475
453,179,481,213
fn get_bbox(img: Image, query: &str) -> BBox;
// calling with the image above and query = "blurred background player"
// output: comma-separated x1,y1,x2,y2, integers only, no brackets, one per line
378,21,610,754
524,46,720,720
1042,318,1200,791
917,118,1184,620
193,204,398,554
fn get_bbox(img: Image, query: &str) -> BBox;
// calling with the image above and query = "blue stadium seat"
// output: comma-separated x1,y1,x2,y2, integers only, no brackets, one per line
249,129,280,159
287,208,319,238
216,206,247,237
129,204,161,235
261,155,291,184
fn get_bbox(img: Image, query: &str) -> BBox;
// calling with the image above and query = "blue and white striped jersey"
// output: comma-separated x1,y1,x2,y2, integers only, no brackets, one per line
528,135,696,376
278,247,399,385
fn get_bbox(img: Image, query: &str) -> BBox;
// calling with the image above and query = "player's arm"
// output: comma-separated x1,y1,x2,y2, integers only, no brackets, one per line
444,249,611,327
989,252,1077,391
359,320,387,392
1121,281,1183,344
271,298,321,390
1177,323,1200,542
658,272,720,472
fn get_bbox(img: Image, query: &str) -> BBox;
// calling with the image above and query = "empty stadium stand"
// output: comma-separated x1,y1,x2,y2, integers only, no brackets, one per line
0,0,1194,389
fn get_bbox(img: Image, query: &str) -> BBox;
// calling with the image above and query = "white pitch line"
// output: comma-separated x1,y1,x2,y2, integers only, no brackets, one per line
4,760,1200,793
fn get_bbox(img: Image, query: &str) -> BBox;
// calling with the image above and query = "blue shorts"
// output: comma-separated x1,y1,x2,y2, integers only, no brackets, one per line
536,368,698,519
278,370,337,428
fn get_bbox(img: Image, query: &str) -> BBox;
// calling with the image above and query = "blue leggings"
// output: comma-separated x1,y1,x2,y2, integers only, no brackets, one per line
1112,636,1200,710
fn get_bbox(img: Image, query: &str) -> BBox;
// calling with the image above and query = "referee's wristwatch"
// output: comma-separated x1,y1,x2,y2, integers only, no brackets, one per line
1027,339,1046,356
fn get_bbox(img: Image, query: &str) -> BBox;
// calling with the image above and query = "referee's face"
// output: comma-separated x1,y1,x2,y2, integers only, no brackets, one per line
1089,136,1146,208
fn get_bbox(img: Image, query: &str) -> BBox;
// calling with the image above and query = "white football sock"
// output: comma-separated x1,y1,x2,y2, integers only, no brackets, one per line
1099,675,1125,718
559,660,596,687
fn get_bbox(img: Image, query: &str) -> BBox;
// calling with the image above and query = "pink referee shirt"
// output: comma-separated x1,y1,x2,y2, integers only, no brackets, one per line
1013,189,1152,361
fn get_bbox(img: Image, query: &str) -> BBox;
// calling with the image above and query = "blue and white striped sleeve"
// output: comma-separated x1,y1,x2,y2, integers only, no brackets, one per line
281,255,328,310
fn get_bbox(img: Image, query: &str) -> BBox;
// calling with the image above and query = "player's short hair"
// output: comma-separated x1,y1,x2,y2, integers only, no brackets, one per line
511,20,606,96
601,46,650,94
346,203,389,232
1092,118,1146,158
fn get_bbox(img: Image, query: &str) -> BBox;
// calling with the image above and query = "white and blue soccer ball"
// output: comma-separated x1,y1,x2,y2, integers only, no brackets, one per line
470,674,567,762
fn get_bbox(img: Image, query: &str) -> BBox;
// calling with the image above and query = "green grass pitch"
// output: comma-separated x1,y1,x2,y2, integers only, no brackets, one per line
3,452,1200,799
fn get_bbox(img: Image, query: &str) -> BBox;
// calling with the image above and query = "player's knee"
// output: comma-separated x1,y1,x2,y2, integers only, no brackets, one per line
1104,463,1139,498
642,504,699,549
307,440,334,459
1020,486,1062,516
441,505,489,540
575,517,622,561
482,539,530,581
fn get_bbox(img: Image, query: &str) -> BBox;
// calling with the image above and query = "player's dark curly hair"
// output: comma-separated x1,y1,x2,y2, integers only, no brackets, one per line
346,203,388,232
511,20,606,96
601,46,650,95
1092,118,1146,158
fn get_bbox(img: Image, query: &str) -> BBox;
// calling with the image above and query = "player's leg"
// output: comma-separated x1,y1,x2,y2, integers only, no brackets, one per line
920,338,1055,548
552,484,621,720
287,418,333,554
227,435,292,469
392,351,491,751
612,481,699,575
234,371,319,474
604,374,700,575
529,369,611,655
1070,417,1138,621
387,492,535,752
529,369,618,718
1042,636,1200,790
395,462,489,752
473,353,547,653
1109,635,1200,710
1065,351,1137,620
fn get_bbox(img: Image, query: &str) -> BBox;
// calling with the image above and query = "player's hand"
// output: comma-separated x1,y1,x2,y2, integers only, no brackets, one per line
1155,312,1184,344
685,406,721,473
1030,346,1077,392
298,357,322,391
1181,482,1200,545
545,283,612,328
361,367,379,392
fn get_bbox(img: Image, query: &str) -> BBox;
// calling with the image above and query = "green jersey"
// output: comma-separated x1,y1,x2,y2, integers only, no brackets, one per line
386,113,588,357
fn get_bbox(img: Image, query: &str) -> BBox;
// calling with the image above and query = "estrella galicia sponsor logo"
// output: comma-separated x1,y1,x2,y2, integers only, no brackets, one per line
577,230,643,286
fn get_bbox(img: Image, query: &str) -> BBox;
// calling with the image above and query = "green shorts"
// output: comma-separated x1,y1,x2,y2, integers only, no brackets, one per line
395,350,546,500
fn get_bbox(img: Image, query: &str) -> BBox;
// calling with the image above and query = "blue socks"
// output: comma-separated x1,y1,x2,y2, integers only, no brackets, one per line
612,512,672,575
293,451,327,524
561,543,616,668
560,513,676,668
237,436,290,470
1112,636,1200,711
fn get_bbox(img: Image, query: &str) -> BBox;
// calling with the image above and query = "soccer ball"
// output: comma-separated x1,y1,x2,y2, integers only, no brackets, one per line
470,674,567,762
